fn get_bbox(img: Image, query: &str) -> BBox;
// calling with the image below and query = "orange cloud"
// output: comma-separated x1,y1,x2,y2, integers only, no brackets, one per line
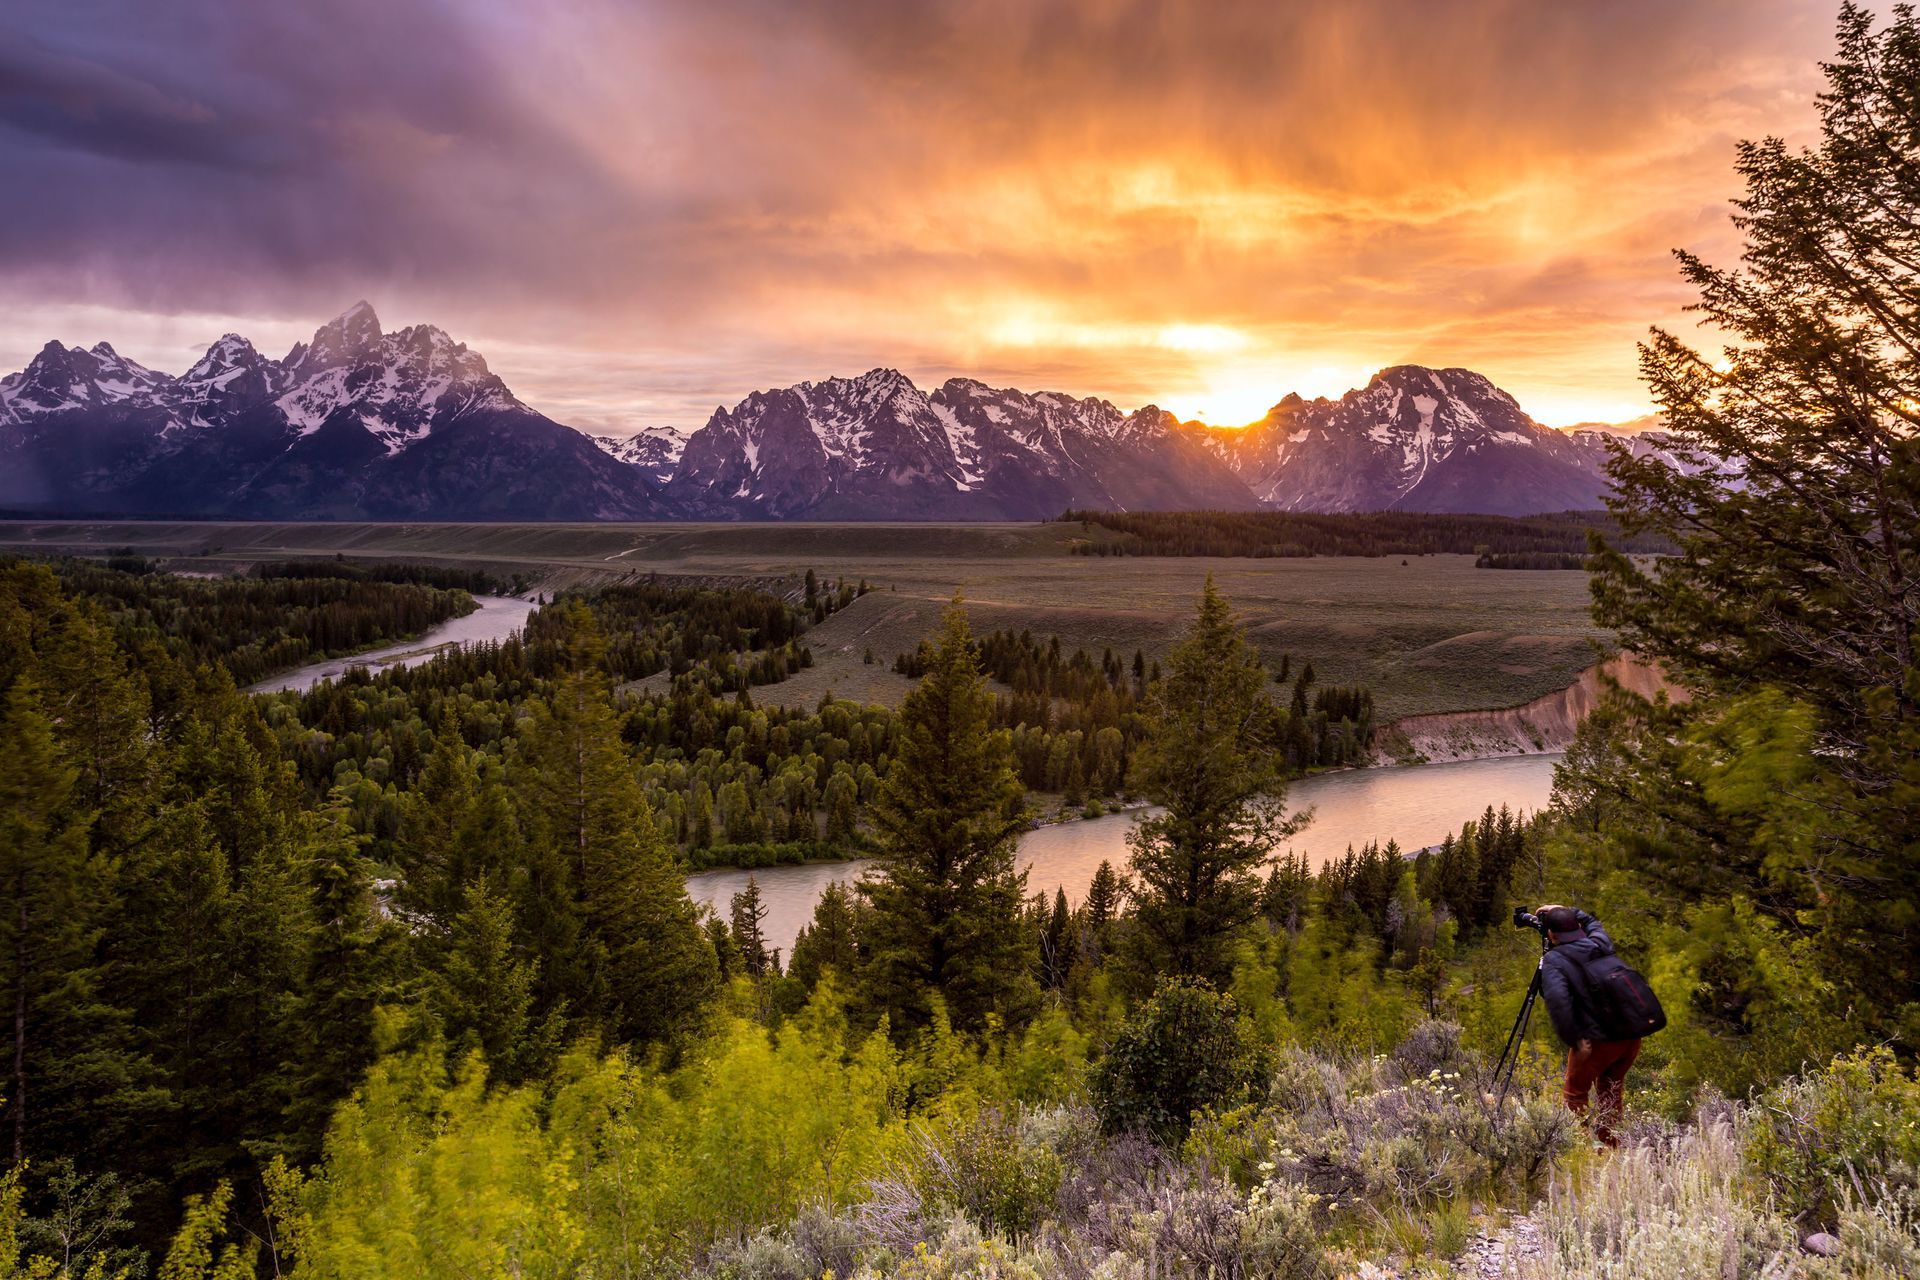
0,0,1840,430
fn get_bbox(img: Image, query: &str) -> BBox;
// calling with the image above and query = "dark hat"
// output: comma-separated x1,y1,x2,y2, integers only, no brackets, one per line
1540,905,1580,934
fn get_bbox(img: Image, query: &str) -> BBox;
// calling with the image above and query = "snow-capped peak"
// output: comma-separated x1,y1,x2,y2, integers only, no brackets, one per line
591,424,687,483
0,339,171,422
184,334,260,382
288,300,384,373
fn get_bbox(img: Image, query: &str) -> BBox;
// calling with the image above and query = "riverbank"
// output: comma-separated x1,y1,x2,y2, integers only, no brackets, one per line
1370,652,1679,765
245,592,536,693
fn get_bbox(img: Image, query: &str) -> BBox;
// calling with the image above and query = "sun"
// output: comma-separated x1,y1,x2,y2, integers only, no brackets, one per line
1164,360,1378,427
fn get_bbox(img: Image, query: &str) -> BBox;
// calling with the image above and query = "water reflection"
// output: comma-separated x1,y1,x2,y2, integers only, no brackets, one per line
688,752,1563,957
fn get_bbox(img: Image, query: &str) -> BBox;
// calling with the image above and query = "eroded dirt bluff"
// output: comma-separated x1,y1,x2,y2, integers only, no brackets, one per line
1372,653,1681,764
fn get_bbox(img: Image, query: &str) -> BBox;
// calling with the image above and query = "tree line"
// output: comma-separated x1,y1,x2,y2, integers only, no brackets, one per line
898,626,1375,804
39,558,480,688
1058,508,1674,558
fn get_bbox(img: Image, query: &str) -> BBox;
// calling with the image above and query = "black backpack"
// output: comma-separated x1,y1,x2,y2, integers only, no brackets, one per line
1580,951,1668,1040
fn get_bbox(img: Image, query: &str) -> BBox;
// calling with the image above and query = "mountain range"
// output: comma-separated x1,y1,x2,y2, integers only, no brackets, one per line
0,303,1687,521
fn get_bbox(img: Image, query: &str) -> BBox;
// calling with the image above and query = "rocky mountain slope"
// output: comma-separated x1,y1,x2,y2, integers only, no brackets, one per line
663,369,1254,518
1198,366,1615,517
2,306,1672,519
590,425,688,485
0,303,664,519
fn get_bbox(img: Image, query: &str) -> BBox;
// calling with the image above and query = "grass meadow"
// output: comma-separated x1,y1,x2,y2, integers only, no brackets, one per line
0,520,1610,718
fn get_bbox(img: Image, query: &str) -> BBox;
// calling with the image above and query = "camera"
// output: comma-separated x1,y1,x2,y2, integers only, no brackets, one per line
1512,907,1547,935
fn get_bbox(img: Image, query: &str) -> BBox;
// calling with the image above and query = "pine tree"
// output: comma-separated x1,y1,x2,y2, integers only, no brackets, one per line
284,799,396,1156
788,882,861,993
427,875,553,1085
1587,2,1920,1028
731,876,772,977
1041,889,1072,989
519,654,717,1046
590,803,718,1045
0,677,107,1166
1082,859,1121,940
35,604,154,861
1125,579,1304,986
393,708,481,924
859,600,1032,1034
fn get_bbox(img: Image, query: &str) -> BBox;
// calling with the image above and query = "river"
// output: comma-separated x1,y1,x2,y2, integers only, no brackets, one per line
687,751,1564,957
247,594,537,694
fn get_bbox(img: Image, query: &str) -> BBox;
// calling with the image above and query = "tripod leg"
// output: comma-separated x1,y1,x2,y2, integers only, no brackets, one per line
1495,970,1543,1104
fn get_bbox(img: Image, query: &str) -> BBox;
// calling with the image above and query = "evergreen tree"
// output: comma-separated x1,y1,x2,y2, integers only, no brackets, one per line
859,600,1032,1034
1124,580,1304,986
36,605,155,861
1041,889,1073,989
392,708,481,924
426,875,554,1085
0,678,107,1166
731,876,772,978
788,882,861,994
705,915,737,979
1261,852,1312,933
520,651,718,1046
283,799,396,1157
1586,2,1920,1037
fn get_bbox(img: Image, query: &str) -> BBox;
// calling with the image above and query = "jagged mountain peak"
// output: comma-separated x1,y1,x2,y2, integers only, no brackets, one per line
289,300,384,373
3,325,1645,519
796,366,921,410
590,424,688,484
1198,364,1606,516
0,302,667,519
186,333,260,376
1355,364,1520,415
1,338,167,420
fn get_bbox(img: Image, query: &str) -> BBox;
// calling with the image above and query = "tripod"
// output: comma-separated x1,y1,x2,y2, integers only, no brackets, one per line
1493,935,1549,1105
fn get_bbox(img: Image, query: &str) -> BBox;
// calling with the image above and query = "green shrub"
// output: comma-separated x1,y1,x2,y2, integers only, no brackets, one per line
1744,1047,1920,1225
901,1109,1063,1242
1091,978,1268,1144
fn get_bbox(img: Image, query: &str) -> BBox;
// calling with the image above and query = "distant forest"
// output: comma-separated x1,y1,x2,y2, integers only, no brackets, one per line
1056,509,1676,558
43,557,484,687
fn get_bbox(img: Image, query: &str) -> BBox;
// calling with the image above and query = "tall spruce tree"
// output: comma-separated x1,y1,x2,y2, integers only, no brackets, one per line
393,708,481,924
427,875,555,1085
731,876,772,978
859,600,1032,1034
788,882,861,994
0,678,105,1167
284,798,397,1157
517,625,717,1047
1125,579,1304,986
1584,2,1920,1042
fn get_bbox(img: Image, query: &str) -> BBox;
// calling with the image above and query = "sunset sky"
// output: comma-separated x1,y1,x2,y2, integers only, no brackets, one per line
0,1,1846,434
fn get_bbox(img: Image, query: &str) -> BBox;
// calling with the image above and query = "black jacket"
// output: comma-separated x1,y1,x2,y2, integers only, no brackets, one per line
1538,910,1622,1046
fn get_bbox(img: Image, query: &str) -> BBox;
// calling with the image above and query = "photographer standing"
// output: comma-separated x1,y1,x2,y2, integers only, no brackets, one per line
1534,904,1650,1148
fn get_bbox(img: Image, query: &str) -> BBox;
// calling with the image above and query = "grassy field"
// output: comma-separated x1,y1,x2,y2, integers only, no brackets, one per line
0,520,1613,720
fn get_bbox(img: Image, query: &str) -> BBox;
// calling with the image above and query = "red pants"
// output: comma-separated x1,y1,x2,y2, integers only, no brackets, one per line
1563,1038,1640,1147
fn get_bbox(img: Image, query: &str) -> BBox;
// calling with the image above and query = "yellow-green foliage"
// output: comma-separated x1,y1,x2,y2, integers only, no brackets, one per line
1271,917,1416,1051
286,997,912,1278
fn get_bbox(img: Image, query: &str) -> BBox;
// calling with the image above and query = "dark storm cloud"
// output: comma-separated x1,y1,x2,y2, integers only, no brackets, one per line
0,0,1843,427
0,0,627,314
0,34,258,170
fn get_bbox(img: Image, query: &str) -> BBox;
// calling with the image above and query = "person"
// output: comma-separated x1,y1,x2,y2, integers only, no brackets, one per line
1535,903,1639,1147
